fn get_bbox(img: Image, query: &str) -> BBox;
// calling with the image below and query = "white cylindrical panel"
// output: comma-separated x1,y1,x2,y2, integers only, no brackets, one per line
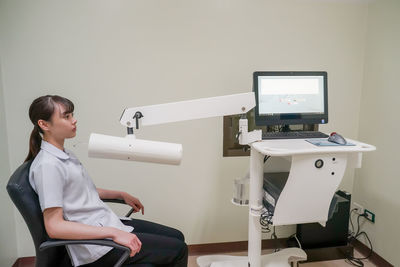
248,148,264,267
88,133,183,165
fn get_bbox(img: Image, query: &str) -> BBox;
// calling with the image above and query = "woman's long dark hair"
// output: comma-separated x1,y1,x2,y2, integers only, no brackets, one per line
25,95,74,162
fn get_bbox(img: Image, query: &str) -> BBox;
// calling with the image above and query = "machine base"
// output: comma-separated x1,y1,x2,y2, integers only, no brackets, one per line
196,248,307,267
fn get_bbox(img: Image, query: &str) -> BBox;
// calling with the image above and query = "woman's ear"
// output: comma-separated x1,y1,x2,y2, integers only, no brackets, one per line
38,119,50,132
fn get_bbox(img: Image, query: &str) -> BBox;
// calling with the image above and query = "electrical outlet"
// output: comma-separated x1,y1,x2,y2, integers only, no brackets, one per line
364,209,375,223
353,202,364,214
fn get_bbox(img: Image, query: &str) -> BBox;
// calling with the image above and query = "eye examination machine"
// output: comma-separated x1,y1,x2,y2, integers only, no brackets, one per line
88,71,376,267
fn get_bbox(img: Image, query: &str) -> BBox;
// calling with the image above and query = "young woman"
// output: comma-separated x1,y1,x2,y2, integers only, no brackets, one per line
26,95,188,267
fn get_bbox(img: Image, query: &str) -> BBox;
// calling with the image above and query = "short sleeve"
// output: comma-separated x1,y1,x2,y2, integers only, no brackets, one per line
31,161,66,211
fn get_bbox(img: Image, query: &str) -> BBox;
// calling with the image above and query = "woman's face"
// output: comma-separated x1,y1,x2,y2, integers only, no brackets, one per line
47,103,77,140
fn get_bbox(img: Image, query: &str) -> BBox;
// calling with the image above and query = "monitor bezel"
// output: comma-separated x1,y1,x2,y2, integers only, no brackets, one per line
253,71,328,126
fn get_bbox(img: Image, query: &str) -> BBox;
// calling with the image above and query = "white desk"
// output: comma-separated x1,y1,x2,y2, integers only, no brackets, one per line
248,138,375,267
198,138,375,267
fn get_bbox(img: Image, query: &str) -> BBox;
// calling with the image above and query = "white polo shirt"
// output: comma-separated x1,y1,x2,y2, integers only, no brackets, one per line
29,140,133,266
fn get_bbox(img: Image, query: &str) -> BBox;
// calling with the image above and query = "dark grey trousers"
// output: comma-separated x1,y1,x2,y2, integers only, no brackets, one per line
81,219,188,267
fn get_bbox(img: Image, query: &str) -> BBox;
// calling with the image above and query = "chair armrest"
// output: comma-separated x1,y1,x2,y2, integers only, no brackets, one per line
39,239,130,267
101,198,126,204
101,198,134,217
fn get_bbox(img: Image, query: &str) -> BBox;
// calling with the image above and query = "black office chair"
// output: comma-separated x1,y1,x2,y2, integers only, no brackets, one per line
6,161,132,267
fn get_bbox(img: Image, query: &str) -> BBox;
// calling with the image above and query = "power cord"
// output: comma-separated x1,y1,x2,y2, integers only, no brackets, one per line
260,207,273,233
271,226,280,252
345,209,374,266
349,208,357,237
286,233,303,249
293,234,302,249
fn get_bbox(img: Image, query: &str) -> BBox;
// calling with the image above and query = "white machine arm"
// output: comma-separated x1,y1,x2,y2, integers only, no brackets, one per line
120,92,256,128
89,92,261,165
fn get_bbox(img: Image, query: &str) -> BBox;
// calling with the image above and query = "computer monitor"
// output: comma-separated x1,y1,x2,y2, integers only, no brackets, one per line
253,71,328,127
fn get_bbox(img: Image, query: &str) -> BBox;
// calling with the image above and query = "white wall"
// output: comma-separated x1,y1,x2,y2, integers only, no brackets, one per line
354,0,400,265
0,0,369,258
0,60,18,265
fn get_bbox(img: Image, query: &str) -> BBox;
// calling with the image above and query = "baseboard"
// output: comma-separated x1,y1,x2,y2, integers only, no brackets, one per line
12,257,34,267
188,238,288,256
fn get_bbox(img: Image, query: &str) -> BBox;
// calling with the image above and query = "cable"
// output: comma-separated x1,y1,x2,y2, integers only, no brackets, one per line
293,234,302,249
345,212,374,267
286,232,302,250
271,226,280,252
349,208,358,236
353,231,373,259
260,207,273,233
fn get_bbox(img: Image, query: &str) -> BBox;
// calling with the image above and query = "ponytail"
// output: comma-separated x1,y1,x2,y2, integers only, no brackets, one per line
25,126,42,162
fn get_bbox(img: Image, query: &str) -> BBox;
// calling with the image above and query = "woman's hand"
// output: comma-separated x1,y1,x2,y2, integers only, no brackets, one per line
122,192,144,215
96,188,144,215
112,230,142,257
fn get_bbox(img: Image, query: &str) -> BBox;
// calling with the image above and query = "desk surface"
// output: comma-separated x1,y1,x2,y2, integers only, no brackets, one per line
252,138,376,156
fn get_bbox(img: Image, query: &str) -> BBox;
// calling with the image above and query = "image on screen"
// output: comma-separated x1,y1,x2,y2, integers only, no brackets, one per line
258,75,325,115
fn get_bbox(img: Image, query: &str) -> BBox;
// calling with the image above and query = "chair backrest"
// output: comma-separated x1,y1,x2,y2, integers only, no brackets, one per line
6,161,70,267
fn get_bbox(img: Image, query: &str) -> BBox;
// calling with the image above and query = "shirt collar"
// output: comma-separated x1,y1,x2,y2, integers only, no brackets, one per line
41,140,70,160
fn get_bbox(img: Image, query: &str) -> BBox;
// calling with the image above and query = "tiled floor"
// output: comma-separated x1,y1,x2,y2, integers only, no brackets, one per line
189,249,377,267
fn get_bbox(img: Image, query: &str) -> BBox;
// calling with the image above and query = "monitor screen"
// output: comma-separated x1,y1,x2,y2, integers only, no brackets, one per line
253,71,328,126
